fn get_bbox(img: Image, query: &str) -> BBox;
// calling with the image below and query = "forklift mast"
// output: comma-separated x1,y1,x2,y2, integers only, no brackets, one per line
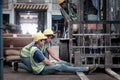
69,0,120,68
59,0,120,69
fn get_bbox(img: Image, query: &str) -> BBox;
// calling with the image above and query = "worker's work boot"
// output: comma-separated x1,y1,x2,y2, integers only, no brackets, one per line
87,64,98,74
12,61,18,72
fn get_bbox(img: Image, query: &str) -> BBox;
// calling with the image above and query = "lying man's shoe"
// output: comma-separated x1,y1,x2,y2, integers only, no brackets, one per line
87,64,98,74
12,61,18,72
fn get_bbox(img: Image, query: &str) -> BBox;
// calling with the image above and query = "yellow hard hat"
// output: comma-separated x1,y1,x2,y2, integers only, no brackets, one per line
58,0,65,4
33,32,47,42
43,29,54,36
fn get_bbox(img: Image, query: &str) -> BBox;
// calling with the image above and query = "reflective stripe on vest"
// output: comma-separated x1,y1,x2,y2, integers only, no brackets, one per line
60,8,72,22
60,7,77,22
20,42,35,57
20,48,30,57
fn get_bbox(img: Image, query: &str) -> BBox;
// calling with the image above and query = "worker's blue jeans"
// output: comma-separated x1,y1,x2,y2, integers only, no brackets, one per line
40,62,87,75
18,57,75,73
18,57,33,72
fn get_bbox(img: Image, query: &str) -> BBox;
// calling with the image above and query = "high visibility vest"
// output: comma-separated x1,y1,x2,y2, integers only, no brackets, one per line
60,7,77,22
29,47,45,74
20,42,45,74
41,43,51,53
20,42,35,57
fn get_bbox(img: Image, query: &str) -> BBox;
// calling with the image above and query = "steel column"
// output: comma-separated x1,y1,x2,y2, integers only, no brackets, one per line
0,0,4,80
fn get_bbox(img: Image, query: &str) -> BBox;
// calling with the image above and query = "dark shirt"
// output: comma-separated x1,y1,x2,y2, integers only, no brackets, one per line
84,0,98,20
84,0,98,15
33,50,45,63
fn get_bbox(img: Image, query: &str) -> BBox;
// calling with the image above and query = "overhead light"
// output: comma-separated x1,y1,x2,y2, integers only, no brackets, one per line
27,12,30,15
29,0,32,2
29,16,33,19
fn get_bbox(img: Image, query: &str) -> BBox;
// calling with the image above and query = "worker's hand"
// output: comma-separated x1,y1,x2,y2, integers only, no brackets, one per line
43,58,53,66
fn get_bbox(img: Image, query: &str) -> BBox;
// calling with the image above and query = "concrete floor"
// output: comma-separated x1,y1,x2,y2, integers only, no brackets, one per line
4,66,80,80
4,66,119,80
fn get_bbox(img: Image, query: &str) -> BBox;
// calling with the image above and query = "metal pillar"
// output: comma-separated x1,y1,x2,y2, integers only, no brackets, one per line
0,0,4,80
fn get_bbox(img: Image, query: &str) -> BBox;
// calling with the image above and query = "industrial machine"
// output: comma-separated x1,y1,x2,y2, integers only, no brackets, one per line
59,1,120,79
1,0,120,80
59,0,120,70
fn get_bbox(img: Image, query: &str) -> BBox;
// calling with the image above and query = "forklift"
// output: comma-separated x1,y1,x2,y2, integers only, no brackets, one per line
59,0,120,79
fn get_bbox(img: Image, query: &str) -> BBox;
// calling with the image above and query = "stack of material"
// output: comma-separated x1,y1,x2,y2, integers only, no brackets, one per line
3,34,33,61
5,49,21,61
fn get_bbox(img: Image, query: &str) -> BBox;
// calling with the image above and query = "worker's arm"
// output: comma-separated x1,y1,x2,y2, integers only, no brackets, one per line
47,47,61,61
33,50,53,66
